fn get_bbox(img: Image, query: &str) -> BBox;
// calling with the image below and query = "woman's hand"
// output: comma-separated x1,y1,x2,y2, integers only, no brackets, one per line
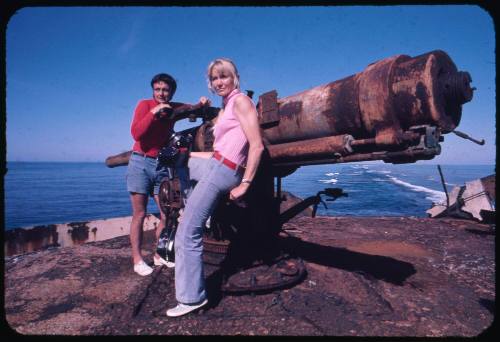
190,151,213,159
229,183,250,202
198,96,211,107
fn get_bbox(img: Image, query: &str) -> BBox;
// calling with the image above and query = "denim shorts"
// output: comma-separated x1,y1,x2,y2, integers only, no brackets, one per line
126,152,169,196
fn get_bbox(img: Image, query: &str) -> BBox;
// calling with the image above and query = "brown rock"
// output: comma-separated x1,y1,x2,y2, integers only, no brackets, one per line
4,216,495,337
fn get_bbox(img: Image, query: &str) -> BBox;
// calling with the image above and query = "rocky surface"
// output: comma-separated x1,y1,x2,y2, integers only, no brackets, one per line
4,216,495,337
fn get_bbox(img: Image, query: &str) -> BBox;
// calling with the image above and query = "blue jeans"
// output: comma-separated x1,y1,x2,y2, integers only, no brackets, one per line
177,156,209,204
174,157,243,304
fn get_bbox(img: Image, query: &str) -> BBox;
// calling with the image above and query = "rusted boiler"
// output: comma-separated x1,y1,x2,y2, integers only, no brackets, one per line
257,50,473,168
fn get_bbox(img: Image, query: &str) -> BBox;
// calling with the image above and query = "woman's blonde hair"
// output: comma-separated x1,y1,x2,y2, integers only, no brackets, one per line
206,58,240,93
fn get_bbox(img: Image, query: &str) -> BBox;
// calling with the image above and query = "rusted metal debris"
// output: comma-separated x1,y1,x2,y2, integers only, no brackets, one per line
427,173,496,223
219,257,307,294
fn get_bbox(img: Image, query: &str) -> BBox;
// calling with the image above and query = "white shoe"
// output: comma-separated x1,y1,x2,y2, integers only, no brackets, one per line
166,299,208,317
133,260,153,276
154,255,175,268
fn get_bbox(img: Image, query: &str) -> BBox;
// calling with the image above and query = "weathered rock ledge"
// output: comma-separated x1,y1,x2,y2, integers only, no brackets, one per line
3,216,495,337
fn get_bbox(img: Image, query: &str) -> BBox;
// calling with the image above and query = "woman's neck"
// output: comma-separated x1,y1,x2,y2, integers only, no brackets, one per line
222,88,240,108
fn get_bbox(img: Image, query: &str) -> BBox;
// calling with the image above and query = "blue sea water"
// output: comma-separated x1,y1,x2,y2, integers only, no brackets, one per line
281,163,495,217
3,162,495,230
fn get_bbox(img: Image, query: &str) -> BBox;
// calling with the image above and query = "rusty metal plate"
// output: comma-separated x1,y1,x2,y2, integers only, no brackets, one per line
221,257,307,294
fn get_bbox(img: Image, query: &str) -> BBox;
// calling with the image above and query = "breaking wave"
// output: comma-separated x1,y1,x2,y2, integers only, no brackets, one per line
351,164,369,170
319,178,338,184
366,169,392,174
386,175,446,204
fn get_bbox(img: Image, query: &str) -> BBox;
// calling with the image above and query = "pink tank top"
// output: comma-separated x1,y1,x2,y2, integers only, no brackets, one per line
213,89,254,166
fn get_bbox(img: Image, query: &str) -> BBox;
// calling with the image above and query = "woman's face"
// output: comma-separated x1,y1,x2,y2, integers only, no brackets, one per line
210,67,236,97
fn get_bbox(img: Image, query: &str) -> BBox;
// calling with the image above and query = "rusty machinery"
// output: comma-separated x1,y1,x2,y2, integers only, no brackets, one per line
106,50,479,293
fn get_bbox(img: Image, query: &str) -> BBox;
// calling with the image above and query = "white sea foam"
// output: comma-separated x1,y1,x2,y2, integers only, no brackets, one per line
325,172,339,176
427,176,456,187
386,175,446,204
351,164,369,169
319,178,338,184
366,169,391,174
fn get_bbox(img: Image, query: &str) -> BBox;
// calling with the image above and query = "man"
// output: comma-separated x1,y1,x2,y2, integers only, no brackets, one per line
126,73,209,276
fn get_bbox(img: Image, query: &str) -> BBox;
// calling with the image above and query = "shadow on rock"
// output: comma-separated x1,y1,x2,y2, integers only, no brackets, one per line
479,298,495,315
283,235,416,285
465,228,495,236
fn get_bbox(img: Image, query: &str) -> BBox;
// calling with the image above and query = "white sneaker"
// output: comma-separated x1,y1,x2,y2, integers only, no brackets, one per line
166,299,208,317
154,255,175,268
133,260,153,276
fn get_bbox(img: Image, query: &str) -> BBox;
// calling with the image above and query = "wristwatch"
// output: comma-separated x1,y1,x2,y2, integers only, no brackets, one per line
241,178,252,184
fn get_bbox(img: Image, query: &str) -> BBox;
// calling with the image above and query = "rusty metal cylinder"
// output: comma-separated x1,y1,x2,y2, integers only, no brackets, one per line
259,50,473,146
267,134,354,161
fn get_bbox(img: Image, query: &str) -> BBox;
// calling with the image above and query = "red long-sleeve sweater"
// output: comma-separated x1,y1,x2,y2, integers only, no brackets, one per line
130,99,174,158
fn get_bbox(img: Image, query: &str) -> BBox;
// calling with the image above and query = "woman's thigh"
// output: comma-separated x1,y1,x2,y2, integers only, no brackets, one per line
178,157,211,200
177,159,242,240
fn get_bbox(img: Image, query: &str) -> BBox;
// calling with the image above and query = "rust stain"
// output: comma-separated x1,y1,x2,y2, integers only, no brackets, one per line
67,222,90,244
4,224,59,255
346,241,431,258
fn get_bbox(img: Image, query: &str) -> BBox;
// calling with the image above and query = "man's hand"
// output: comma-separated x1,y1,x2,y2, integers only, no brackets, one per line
177,208,184,224
151,103,173,118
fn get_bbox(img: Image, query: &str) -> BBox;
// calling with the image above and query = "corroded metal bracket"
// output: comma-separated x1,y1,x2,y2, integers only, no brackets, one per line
158,177,183,212
258,90,280,127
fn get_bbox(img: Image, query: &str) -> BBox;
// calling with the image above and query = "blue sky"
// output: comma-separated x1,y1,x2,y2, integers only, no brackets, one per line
5,5,496,164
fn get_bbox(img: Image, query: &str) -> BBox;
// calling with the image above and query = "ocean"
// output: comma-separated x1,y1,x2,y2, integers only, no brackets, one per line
3,162,495,230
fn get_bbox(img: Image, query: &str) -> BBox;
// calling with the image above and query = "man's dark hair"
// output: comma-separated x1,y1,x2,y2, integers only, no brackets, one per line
151,73,177,97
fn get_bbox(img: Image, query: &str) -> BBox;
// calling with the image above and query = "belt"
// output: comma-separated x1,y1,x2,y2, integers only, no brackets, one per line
213,151,245,172
132,151,156,159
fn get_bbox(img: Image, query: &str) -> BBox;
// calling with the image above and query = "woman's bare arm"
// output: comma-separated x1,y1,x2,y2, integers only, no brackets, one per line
229,95,264,201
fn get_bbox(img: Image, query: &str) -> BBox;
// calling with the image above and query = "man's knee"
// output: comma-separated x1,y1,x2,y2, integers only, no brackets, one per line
132,210,147,220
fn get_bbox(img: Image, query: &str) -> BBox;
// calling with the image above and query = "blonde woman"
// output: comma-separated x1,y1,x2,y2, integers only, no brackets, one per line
167,58,264,317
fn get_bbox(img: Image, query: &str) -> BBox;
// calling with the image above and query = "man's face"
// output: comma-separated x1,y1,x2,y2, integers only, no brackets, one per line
153,81,171,103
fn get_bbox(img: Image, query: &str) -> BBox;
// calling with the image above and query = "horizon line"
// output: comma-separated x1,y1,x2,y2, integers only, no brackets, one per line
4,160,496,166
